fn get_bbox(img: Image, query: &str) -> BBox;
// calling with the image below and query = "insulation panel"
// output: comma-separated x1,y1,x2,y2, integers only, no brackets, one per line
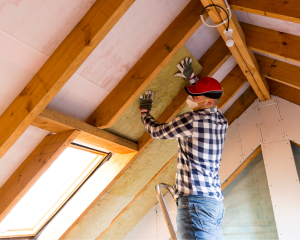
262,140,300,240
257,102,285,143
238,102,261,159
277,97,300,145
219,119,243,183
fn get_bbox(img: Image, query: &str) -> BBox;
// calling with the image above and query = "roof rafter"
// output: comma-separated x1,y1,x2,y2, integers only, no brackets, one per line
32,108,138,154
86,0,208,129
199,0,270,101
0,0,135,160
241,22,300,65
0,130,80,223
228,0,300,24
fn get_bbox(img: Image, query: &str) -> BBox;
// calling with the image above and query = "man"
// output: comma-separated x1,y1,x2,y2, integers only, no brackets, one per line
139,58,228,240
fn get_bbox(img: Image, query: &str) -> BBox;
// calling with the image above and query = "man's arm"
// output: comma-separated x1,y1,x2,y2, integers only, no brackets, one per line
141,112,194,140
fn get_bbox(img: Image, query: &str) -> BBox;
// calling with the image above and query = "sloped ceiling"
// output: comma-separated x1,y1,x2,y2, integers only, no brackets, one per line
0,0,300,239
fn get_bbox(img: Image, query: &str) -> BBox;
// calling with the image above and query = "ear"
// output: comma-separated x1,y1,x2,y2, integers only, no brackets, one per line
205,98,215,106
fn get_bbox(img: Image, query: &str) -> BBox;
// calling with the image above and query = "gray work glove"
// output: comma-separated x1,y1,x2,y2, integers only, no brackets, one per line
174,57,199,85
139,90,154,114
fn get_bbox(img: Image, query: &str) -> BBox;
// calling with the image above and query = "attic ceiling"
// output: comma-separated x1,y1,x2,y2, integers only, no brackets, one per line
0,0,300,239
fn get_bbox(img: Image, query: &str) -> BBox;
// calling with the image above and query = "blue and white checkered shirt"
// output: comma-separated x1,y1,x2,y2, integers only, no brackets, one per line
141,108,228,202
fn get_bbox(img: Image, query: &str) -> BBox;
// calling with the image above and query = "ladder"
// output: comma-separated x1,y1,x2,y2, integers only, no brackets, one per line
155,183,178,240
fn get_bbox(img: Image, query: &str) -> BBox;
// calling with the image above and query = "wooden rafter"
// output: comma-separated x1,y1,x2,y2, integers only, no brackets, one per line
0,130,80,223
267,79,300,106
256,54,300,91
199,0,270,101
0,0,135,160
32,108,138,154
241,22,300,65
86,0,208,129
228,0,300,24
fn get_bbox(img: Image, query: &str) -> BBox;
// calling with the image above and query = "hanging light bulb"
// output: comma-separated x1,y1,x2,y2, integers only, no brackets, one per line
223,28,234,47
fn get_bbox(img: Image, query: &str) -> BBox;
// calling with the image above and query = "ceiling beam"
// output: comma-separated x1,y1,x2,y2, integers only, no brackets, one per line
267,79,300,106
228,0,300,24
0,130,80,223
199,0,270,101
85,0,207,128
222,145,262,190
256,54,300,91
32,108,138,154
241,22,300,65
0,0,135,160
224,86,257,125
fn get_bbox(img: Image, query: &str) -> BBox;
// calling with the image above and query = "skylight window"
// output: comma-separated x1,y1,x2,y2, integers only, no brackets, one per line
0,146,106,238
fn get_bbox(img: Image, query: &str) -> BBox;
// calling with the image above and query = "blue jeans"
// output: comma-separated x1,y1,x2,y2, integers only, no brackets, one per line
176,196,225,240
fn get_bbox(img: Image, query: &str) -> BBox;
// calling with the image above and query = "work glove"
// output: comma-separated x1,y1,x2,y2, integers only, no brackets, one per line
139,90,154,114
174,57,199,85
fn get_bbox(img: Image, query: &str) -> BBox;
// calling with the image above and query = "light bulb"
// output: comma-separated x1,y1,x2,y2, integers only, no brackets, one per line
223,28,234,47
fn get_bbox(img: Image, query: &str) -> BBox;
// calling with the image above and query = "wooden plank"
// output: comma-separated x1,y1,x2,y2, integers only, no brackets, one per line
228,0,300,24
256,54,300,90
32,108,138,154
0,130,80,222
138,37,231,151
96,154,177,240
224,86,257,125
198,37,231,78
267,78,300,106
218,65,248,109
0,0,135,160
200,0,270,101
241,22,300,65
85,0,207,128
222,145,261,190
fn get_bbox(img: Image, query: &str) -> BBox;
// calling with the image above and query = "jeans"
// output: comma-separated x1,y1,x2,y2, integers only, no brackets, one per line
176,195,225,240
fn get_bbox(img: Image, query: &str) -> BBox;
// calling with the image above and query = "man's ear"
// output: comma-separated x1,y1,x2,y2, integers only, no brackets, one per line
206,98,214,106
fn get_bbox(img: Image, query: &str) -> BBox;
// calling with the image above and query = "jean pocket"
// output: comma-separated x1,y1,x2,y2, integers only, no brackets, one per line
193,204,222,231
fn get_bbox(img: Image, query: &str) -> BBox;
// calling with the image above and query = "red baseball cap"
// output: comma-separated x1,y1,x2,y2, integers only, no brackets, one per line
185,77,222,99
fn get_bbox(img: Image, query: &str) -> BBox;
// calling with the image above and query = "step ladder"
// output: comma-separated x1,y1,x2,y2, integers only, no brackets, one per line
155,183,178,240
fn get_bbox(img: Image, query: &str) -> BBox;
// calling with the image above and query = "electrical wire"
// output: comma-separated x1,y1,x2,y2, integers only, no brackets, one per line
200,4,230,31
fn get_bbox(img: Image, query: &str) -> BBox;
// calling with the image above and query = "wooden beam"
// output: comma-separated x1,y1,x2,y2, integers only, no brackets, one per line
218,65,248,109
32,108,138,154
0,0,135,160
199,0,270,101
241,22,300,65
256,54,300,91
85,0,207,128
267,78,300,106
228,0,300,24
222,145,262,190
138,37,232,151
96,154,177,240
224,86,257,125
0,130,80,222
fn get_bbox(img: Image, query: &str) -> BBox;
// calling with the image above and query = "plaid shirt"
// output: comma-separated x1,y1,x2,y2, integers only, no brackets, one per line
141,108,228,202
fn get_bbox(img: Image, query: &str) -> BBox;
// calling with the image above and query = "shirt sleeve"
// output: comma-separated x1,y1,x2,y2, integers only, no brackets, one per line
141,112,194,139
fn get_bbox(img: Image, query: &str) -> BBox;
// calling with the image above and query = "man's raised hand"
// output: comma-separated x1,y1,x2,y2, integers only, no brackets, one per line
174,57,199,85
139,90,154,114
